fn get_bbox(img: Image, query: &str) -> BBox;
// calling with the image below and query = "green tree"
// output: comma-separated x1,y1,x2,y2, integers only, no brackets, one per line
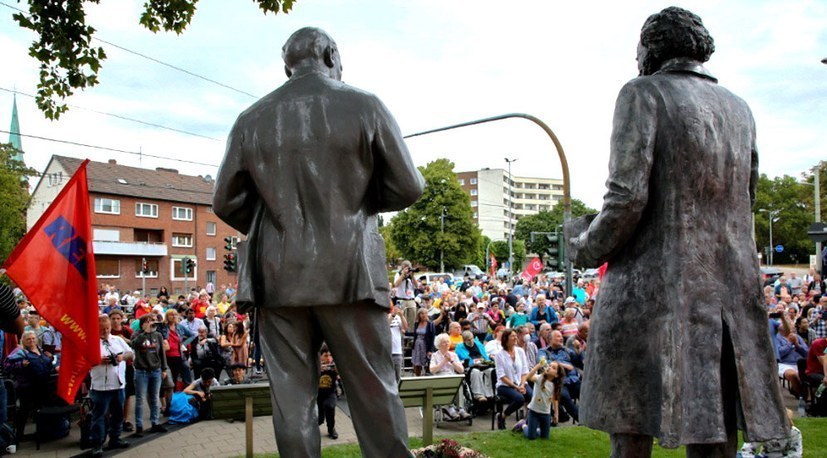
389,159,481,271
13,0,296,119
0,144,35,267
514,199,597,257
753,174,813,265
488,239,526,273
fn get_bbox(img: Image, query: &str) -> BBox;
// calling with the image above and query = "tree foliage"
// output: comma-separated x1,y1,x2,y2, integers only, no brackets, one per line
514,199,597,257
13,0,296,119
753,173,819,265
389,159,482,271
0,144,35,267
488,239,526,273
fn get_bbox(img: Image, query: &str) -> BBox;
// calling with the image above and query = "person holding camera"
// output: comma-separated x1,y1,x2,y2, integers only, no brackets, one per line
393,261,419,327
88,314,133,456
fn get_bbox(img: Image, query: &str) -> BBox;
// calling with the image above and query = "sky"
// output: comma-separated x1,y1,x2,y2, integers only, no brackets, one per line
1,0,825,209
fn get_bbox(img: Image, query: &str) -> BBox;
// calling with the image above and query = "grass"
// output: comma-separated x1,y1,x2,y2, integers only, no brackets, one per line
259,417,827,457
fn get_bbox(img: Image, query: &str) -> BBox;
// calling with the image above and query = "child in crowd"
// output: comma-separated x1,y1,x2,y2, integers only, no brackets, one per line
513,361,562,440
318,347,339,439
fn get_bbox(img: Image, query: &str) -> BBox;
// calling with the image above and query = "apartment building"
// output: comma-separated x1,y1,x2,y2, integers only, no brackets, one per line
456,168,564,240
28,155,239,296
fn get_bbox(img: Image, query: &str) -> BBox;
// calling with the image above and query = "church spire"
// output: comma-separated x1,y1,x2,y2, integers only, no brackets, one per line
9,93,23,162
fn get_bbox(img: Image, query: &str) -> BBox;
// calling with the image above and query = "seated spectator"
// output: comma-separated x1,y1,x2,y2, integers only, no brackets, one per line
430,333,469,420
506,302,529,329
565,321,589,356
494,329,531,430
485,325,505,358
183,368,219,421
559,308,579,339
225,363,252,385
541,330,581,423
410,308,435,376
804,337,826,391
515,325,538,368
5,330,55,444
455,331,495,403
447,322,463,351
796,317,816,346
775,326,809,398
530,295,558,327
317,347,339,439
513,361,562,439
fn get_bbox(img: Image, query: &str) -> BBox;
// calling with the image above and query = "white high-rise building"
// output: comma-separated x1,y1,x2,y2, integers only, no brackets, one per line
456,168,564,240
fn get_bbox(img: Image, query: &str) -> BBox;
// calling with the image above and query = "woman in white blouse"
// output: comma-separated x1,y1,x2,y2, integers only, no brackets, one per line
494,328,531,430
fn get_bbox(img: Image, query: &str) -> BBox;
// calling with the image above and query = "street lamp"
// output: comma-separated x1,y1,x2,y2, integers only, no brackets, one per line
439,206,447,273
504,158,517,276
759,208,781,266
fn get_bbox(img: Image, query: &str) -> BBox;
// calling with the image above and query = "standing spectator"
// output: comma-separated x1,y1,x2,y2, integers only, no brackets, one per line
191,326,223,380
389,307,407,383
410,309,435,376
109,310,135,432
227,321,249,367
88,315,132,456
494,329,531,430
5,330,54,444
317,347,339,439
203,307,222,339
181,308,204,337
788,272,804,296
132,315,168,436
514,361,562,440
393,262,418,327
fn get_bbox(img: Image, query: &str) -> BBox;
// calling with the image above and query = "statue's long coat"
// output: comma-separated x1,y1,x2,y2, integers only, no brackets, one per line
566,58,789,447
213,72,424,310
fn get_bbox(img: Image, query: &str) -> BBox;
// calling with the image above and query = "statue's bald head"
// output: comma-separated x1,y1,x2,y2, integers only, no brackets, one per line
282,27,342,80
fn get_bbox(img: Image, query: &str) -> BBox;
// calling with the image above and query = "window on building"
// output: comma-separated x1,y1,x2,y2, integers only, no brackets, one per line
206,270,217,285
206,206,214,214
172,206,193,221
470,178,478,185
93,229,120,241
471,201,478,207
206,247,217,260
47,172,63,187
135,259,159,278
470,189,478,196
171,258,197,281
458,179,465,185
473,212,478,219
135,202,159,218
172,233,193,247
97,258,120,278
94,198,120,214
206,222,217,236
134,229,163,243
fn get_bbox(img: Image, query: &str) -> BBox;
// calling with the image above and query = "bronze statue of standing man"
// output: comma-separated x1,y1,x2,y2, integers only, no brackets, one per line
214,27,424,457
565,7,789,457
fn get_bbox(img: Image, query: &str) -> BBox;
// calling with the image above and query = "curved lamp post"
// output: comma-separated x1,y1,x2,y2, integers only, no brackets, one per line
405,113,573,295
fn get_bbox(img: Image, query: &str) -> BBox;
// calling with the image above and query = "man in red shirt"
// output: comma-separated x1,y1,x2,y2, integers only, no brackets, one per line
805,337,827,389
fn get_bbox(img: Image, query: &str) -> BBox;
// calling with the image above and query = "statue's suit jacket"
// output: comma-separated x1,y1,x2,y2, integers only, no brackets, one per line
213,71,424,309
566,58,788,447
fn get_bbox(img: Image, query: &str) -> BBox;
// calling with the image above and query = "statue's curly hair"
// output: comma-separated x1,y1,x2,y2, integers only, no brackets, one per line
639,7,715,75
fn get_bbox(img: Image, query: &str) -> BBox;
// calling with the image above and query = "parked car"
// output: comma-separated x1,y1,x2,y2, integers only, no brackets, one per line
760,266,783,286
454,264,484,279
582,268,601,280
418,272,455,286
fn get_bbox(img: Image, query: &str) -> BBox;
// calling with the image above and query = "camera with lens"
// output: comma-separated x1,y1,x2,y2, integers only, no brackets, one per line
109,352,123,366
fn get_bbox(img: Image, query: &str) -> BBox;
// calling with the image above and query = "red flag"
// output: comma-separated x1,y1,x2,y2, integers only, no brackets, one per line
597,262,609,280
489,253,498,276
520,256,543,282
3,159,99,403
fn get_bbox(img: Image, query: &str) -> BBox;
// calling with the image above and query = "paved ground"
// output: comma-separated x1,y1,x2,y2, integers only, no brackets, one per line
10,389,803,458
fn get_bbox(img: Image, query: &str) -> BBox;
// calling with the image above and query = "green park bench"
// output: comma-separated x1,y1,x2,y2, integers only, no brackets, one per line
398,375,465,446
210,382,272,458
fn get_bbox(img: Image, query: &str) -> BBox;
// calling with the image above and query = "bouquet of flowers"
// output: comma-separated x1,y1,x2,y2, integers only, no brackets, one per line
411,438,487,458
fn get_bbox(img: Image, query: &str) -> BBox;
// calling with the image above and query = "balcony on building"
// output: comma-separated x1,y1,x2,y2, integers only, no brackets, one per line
92,228,168,256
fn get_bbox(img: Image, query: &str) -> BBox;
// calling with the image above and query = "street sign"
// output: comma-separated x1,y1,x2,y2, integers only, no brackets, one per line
808,222,827,243
775,245,784,253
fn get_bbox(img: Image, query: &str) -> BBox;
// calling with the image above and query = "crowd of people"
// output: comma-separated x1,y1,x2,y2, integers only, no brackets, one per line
0,282,260,456
0,262,823,454
391,261,827,450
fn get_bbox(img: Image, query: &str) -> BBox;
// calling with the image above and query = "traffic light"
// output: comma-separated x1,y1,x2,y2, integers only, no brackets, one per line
224,236,234,251
545,232,561,270
141,258,149,274
184,257,196,274
223,253,237,272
